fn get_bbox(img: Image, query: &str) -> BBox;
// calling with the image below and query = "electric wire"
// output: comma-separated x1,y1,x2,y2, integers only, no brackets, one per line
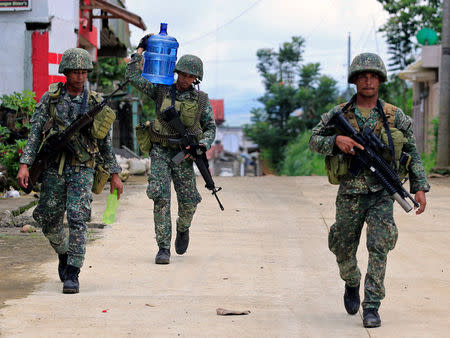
182,0,263,45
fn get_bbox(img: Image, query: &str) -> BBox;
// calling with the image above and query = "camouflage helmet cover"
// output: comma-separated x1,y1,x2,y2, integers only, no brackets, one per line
348,52,387,83
174,54,203,81
58,48,93,74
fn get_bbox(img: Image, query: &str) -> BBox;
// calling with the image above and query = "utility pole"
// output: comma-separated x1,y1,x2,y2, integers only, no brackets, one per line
347,32,351,86
346,32,351,99
437,0,450,168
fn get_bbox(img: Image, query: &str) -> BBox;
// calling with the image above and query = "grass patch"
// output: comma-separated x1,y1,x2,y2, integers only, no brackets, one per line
281,130,326,176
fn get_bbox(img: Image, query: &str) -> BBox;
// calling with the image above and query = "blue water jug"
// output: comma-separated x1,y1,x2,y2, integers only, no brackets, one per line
142,23,179,85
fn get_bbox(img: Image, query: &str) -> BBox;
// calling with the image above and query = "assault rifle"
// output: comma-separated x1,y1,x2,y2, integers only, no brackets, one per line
329,111,419,213
160,105,224,211
23,80,129,194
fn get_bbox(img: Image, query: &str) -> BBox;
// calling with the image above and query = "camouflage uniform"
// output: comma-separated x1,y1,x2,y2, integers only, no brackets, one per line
125,53,216,249
21,86,121,268
309,97,430,310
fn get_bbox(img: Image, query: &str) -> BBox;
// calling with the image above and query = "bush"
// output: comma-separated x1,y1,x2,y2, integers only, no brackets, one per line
0,126,27,189
421,152,436,175
0,90,36,189
1,90,36,114
280,130,326,176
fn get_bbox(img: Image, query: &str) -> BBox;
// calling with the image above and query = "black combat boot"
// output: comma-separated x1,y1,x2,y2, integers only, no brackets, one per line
63,265,80,294
155,248,170,264
58,253,68,282
344,283,360,315
175,229,189,255
363,308,381,328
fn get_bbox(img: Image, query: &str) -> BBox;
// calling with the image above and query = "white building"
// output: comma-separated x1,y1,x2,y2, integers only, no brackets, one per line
0,0,145,101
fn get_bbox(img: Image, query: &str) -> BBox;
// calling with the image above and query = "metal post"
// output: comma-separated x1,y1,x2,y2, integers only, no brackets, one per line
347,32,351,91
437,0,450,168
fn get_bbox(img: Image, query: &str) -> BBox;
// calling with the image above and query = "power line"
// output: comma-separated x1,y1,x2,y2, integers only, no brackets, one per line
182,0,263,45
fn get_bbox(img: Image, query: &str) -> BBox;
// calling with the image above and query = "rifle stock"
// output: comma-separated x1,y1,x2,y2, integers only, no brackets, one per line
24,81,129,194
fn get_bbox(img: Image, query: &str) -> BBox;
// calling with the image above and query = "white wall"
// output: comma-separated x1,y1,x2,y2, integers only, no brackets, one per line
0,21,27,94
0,0,96,95
48,0,78,55
0,0,49,95
216,127,244,154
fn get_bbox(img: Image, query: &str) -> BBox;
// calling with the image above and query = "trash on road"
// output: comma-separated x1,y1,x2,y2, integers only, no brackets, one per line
216,308,251,316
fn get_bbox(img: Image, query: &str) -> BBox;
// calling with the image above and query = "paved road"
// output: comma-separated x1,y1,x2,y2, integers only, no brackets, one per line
0,176,448,337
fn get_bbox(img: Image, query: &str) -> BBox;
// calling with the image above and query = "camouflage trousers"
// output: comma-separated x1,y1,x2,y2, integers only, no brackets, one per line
328,190,398,310
146,144,201,249
33,165,94,268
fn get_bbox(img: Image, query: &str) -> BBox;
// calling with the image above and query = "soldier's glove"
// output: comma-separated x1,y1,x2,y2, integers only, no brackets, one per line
137,33,153,50
91,106,116,139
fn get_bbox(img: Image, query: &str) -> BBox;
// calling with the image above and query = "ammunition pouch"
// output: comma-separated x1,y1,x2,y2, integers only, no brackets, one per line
91,164,110,194
325,154,350,185
68,132,94,164
91,105,116,139
135,121,152,153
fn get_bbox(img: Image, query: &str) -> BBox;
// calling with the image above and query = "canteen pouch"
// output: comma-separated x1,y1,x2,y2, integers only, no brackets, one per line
136,121,152,153
92,164,110,194
325,154,349,185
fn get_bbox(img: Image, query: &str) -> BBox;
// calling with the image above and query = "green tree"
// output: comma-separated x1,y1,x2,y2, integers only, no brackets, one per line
378,76,413,115
377,0,442,71
245,37,340,172
89,57,127,91
256,36,305,90
296,63,338,129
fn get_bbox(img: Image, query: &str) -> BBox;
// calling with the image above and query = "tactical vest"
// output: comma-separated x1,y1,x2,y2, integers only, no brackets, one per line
325,101,410,184
41,82,101,170
148,85,207,147
341,102,396,135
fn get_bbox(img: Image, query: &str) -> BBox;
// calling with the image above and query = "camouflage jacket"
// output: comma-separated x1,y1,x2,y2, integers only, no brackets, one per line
20,85,121,174
309,100,430,194
125,53,216,150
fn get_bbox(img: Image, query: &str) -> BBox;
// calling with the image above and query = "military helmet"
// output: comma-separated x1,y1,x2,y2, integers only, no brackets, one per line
174,54,203,81
58,48,93,74
348,53,387,83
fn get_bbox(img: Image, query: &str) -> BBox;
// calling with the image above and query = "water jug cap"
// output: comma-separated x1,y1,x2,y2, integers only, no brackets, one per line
159,23,168,35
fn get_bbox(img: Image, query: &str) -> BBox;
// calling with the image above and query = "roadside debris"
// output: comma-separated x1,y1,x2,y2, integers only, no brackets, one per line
20,225,36,233
2,187,20,198
216,308,251,316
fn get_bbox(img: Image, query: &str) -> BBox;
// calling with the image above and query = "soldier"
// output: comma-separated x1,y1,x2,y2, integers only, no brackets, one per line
17,48,123,294
309,53,429,328
125,35,216,264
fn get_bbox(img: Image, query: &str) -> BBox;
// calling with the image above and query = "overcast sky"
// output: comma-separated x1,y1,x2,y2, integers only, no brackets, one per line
125,0,392,126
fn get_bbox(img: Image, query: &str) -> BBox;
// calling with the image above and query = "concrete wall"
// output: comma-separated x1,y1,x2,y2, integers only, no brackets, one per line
0,0,49,94
0,0,101,96
48,0,78,54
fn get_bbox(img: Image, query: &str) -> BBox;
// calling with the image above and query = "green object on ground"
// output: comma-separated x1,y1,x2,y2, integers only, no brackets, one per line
102,189,119,224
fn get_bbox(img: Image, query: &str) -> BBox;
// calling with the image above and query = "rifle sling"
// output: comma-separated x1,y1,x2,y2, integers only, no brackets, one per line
376,99,397,172
340,95,397,172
